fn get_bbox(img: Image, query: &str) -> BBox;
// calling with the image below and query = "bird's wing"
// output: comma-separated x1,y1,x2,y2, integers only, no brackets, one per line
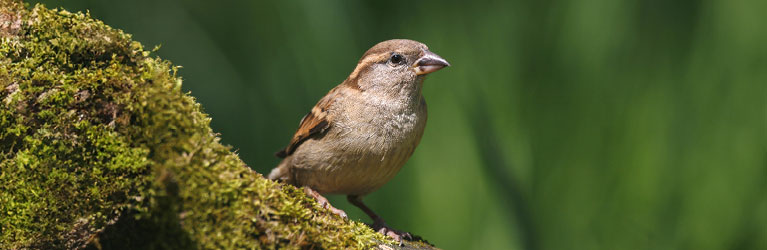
275,88,340,158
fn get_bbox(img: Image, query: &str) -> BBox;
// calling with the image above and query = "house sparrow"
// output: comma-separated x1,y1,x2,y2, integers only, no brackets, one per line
268,39,449,241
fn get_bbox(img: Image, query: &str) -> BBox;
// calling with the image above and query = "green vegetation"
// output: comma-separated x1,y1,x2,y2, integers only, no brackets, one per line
7,0,767,249
0,2,432,249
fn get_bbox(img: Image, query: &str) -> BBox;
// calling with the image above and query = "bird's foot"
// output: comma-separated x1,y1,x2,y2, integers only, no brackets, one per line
371,220,412,244
303,187,348,219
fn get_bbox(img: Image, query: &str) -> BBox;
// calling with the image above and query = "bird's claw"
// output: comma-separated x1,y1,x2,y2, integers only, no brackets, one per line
304,187,348,219
327,206,348,219
372,222,412,244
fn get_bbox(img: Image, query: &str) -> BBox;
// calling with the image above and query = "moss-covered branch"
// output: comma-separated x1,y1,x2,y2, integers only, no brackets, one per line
0,2,437,249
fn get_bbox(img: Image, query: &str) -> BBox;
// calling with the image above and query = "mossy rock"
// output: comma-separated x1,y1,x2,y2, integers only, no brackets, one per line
0,1,437,249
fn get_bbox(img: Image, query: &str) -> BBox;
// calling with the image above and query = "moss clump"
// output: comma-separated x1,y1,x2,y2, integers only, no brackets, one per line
0,2,433,249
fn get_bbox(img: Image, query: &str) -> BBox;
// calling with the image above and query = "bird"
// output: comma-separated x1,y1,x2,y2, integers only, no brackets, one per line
268,39,449,242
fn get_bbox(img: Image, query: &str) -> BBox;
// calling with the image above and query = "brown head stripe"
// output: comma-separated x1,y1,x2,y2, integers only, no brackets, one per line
344,52,390,89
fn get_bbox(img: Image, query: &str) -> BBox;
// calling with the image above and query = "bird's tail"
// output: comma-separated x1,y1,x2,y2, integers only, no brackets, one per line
268,160,290,181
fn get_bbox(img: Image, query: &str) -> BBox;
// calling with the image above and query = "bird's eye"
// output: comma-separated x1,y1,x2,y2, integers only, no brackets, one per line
389,53,404,65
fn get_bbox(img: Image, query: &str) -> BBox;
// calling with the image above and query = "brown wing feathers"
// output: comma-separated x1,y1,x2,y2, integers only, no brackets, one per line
275,93,335,158
276,50,390,158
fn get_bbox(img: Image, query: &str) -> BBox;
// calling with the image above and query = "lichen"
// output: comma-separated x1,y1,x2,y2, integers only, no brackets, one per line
0,2,418,249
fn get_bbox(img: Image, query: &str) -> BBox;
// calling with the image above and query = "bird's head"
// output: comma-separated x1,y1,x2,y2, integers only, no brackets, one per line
344,39,450,94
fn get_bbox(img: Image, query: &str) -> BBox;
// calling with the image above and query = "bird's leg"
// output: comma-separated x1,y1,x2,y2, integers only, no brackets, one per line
304,186,347,219
347,195,412,243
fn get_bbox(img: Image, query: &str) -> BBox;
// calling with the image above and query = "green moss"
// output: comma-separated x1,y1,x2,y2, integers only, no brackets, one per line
0,2,425,249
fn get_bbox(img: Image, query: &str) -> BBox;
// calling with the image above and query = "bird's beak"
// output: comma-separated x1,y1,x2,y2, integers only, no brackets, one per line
413,51,450,75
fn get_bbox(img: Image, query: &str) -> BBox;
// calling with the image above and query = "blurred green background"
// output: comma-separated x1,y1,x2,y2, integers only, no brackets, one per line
29,0,766,249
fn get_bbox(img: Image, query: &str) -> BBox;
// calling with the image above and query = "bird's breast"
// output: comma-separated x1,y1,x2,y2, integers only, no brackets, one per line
339,93,426,147
289,94,427,195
